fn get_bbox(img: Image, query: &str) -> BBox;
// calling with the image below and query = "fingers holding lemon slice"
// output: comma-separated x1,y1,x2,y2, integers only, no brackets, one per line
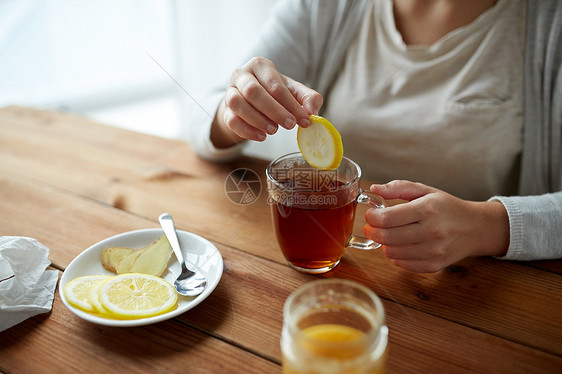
297,115,344,170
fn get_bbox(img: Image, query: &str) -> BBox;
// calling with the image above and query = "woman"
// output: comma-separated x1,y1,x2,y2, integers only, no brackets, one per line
188,0,562,272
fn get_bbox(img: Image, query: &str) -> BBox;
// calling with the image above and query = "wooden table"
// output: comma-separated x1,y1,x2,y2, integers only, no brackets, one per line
1,106,561,373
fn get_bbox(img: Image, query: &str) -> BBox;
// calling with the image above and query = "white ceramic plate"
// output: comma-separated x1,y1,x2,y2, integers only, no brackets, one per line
59,228,223,327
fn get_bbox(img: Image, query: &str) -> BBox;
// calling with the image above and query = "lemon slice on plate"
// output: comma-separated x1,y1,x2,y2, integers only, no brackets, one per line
63,275,114,313
99,273,178,319
297,115,343,170
89,277,114,315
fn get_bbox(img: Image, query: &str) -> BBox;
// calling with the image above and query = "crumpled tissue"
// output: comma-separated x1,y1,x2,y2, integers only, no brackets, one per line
0,236,59,332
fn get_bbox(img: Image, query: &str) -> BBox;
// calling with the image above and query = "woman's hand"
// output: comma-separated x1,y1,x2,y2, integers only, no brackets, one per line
364,180,510,273
210,57,323,148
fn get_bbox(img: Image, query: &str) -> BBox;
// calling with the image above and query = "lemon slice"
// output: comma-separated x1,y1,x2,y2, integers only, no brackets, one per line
99,273,178,319
89,277,114,315
297,115,343,170
63,275,114,313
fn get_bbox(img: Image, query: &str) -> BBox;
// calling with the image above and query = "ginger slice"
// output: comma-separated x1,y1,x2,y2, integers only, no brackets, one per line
101,247,135,272
115,248,146,274
129,235,173,277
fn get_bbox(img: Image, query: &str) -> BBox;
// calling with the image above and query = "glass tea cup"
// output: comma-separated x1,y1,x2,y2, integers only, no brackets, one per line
266,153,386,274
281,279,388,374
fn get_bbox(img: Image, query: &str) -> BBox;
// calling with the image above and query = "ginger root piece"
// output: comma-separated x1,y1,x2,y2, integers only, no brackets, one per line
115,248,146,274
101,247,135,272
129,235,173,277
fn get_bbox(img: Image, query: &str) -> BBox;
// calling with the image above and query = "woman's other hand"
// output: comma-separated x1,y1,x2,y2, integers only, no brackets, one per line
211,57,323,148
364,180,510,273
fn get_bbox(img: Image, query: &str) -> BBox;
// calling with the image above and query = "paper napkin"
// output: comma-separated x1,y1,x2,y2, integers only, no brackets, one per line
0,236,59,332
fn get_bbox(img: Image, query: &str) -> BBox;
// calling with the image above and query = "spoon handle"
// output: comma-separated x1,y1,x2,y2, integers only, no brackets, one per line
158,213,184,265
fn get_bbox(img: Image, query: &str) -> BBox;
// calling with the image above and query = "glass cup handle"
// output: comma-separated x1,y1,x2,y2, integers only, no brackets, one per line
347,191,387,250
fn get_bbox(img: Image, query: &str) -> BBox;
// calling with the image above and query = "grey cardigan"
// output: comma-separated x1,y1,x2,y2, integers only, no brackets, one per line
188,0,562,261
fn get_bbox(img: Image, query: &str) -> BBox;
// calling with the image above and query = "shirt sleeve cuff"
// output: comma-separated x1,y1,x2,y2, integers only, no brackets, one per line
184,90,245,162
487,196,524,260
198,137,246,163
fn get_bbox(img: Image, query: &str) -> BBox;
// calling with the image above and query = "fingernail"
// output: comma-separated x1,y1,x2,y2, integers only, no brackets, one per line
299,118,310,127
370,184,384,192
284,118,296,129
266,124,278,134
256,133,266,141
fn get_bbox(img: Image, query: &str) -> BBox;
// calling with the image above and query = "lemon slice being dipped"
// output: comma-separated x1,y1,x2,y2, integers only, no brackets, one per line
99,273,178,319
297,115,343,170
63,275,114,313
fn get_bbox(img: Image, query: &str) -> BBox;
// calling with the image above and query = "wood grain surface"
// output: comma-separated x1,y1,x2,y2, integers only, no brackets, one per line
1,107,561,373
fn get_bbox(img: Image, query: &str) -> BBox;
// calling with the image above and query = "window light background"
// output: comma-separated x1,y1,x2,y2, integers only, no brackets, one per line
0,0,298,160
